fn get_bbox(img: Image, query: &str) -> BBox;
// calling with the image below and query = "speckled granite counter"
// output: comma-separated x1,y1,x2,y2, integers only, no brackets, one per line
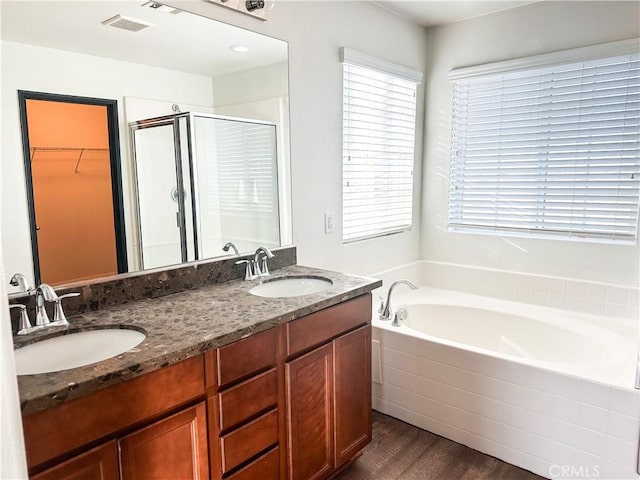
15,265,381,416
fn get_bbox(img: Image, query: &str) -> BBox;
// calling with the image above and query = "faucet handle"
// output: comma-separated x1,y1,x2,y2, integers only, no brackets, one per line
259,255,271,277
50,292,80,326
378,296,384,314
392,307,408,327
235,260,255,281
9,304,37,335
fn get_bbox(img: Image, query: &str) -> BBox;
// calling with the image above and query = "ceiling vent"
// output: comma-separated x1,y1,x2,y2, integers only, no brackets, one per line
102,15,153,32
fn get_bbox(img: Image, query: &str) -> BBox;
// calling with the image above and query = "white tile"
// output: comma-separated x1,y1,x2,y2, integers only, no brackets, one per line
554,375,583,401
566,295,586,312
603,460,640,480
567,281,587,298
549,293,567,309
578,403,609,433
576,427,607,456
475,394,504,422
549,278,567,296
573,448,603,472
581,381,611,409
585,283,607,301
585,297,608,316
529,368,556,391
551,419,579,446
554,395,581,424
532,276,549,294
605,435,638,467
606,303,628,318
607,286,629,306
607,411,640,442
610,388,638,416
479,417,504,443
521,453,552,478
628,289,640,309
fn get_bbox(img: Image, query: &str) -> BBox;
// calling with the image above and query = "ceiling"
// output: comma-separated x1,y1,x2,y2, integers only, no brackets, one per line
0,1,287,78
373,1,539,27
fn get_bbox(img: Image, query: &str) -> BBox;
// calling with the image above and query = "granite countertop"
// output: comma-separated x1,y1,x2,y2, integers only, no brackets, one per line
15,265,381,416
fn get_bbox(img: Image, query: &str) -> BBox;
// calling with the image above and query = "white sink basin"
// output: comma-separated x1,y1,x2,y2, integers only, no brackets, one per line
249,276,333,298
15,328,146,375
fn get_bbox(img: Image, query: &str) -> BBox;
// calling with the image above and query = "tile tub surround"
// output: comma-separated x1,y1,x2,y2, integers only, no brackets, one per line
14,264,381,416
372,324,640,480
373,260,640,321
8,246,297,331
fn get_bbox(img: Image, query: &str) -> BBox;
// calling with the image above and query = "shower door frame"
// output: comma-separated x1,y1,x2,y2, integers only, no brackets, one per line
129,111,280,269
129,113,200,269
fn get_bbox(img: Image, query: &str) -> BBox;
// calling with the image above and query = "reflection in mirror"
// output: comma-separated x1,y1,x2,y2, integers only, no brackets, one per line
131,113,279,270
1,1,291,292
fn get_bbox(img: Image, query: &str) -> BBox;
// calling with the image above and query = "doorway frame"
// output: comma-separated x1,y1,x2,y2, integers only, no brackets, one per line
18,90,128,284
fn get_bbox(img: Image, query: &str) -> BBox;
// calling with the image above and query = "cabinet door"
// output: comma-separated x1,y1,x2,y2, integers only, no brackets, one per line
31,441,118,480
285,343,334,480
334,325,372,467
119,402,209,480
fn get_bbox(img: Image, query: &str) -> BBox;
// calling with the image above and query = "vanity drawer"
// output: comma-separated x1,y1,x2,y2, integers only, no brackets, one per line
220,409,279,473
286,294,371,357
217,328,277,388
218,368,277,432
227,446,280,480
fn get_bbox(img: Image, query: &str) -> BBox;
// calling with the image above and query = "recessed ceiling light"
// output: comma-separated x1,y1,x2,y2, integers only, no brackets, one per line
229,45,250,53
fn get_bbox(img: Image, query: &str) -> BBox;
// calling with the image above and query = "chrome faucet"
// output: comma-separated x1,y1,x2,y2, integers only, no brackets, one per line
222,242,240,256
9,273,31,293
379,280,418,321
35,284,57,327
9,304,39,335
235,246,276,280
253,246,275,277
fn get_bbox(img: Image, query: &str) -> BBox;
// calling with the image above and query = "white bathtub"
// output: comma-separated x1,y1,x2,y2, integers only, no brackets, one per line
372,287,640,479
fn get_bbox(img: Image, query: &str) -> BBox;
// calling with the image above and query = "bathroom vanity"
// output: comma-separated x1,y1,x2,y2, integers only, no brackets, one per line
15,264,380,480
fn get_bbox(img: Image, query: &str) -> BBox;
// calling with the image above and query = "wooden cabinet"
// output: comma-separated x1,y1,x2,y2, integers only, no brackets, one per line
24,294,373,480
285,297,372,480
31,442,118,480
334,325,372,468
286,344,334,480
119,402,209,480
206,327,280,479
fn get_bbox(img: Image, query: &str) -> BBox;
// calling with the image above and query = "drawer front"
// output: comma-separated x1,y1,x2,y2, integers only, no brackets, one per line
218,368,277,432
220,409,279,473
227,446,280,480
217,328,276,387
286,294,371,357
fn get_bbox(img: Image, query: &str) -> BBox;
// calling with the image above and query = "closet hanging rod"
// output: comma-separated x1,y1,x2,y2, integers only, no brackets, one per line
29,147,109,173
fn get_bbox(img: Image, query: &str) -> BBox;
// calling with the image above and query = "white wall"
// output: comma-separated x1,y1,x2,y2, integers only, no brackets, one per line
1,41,214,290
167,0,428,276
421,1,640,287
0,251,27,478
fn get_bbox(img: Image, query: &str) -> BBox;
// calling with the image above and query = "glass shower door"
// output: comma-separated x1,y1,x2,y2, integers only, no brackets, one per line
132,121,186,270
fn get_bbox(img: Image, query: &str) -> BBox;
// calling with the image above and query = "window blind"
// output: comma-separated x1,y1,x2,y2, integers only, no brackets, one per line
449,52,640,243
342,53,419,243
213,120,278,215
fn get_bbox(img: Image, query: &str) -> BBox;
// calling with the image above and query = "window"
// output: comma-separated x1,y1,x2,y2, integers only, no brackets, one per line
448,40,640,243
341,48,422,243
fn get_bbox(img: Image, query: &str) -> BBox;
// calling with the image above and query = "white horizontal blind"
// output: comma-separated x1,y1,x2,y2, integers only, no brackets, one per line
342,62,418,242
213,120,278,215
449,53,640,243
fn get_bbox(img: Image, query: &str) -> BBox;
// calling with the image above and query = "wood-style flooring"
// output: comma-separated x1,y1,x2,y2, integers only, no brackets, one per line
336,411,546,480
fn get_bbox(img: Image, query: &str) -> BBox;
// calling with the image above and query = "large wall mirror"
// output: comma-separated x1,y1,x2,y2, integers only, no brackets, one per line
1,1,291,293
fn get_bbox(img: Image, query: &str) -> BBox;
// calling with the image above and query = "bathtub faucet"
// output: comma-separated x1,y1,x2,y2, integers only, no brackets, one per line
379,280,418,321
